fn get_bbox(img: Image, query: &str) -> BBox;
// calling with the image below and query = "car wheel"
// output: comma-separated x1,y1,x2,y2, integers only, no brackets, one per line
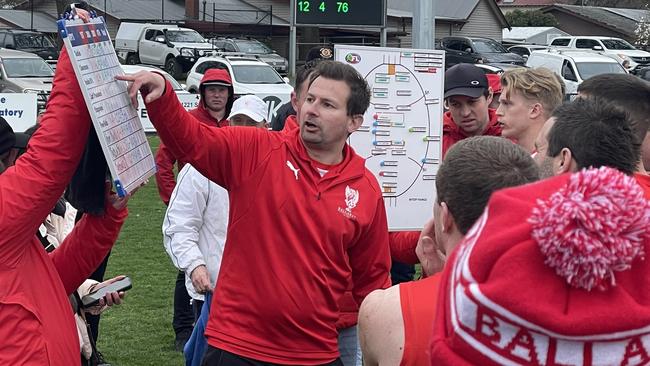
126,53,139,65
166,58,182,79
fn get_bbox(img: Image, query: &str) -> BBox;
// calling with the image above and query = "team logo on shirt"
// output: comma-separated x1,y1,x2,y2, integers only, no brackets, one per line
286,160,300,180
338,186,359,220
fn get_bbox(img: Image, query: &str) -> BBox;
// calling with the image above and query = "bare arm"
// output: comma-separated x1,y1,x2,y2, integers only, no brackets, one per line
358,286,405,366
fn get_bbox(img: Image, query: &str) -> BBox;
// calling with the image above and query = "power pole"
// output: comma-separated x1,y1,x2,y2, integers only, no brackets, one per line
412,0,435,49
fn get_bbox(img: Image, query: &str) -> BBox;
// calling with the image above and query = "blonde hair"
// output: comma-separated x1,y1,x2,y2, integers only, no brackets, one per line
500,68,563,118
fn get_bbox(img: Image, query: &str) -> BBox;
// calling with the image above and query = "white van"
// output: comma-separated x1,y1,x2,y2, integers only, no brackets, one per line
549,36,650,72
526,50,627,95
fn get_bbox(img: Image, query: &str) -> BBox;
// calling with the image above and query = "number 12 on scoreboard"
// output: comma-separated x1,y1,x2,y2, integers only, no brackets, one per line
297,1,349,13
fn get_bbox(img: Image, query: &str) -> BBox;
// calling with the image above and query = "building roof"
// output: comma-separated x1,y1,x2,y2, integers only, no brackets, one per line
542,4,650,38
497,0,572,6
387,0,509,28
503,26,567,38
0,9,58,32
86,0,186,21
201,0,288,25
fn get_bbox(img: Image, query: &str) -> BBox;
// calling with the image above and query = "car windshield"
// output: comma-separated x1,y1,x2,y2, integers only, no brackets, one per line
472,39,508,53
601,39,636,50
232,65,284,84
576,62,626,80
2,58,54,77
166,30,206,43
15,34,55,48
163,73,184,90
234,40,273,54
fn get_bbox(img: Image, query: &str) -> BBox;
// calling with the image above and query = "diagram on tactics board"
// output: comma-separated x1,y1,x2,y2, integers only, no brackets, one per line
334,45,445,231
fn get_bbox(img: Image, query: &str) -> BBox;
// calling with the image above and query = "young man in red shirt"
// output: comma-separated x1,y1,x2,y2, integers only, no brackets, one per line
120,61,391,365
442,63,502,157
358,137,539,366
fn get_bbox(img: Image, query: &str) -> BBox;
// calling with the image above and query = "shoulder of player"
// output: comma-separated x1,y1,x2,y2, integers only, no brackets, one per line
359,286,403,331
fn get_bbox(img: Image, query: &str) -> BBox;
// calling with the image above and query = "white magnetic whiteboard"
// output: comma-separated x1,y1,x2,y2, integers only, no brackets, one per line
335,45,445,231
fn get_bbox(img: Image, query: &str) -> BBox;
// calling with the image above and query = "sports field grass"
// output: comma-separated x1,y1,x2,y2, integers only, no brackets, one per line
97,135,184,365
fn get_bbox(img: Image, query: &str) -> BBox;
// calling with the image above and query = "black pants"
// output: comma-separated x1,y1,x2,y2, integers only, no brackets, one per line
201,346,343,366
390,260,415,285
173,270,194,341
86,252,111,342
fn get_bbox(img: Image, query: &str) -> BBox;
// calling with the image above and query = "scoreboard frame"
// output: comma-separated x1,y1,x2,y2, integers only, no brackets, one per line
294,0,387,27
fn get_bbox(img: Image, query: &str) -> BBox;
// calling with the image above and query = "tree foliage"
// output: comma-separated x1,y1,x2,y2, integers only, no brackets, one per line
506,10,559,27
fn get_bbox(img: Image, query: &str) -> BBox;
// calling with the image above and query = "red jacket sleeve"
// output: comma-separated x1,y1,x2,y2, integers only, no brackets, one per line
348,194,392,306
389,231,420,264
155,141,177,205
49,204,128,295
0,48,91,267
144,79,275,189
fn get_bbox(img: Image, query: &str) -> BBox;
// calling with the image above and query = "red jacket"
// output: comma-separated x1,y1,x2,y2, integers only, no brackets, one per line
146,82,391,365
442,109,501,157
154,104,228,205
0,49,128,365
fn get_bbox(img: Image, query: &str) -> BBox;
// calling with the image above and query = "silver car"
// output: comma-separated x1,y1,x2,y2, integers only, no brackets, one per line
210,38,288,75
0,48,53,111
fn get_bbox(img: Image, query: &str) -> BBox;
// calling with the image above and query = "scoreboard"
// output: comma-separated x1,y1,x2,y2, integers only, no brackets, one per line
294,0,386,27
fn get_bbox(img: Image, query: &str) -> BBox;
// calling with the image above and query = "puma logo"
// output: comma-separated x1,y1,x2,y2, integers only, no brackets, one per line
286,161,300,180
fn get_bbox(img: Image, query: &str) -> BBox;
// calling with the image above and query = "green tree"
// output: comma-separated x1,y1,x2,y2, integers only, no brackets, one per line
506,10,559,27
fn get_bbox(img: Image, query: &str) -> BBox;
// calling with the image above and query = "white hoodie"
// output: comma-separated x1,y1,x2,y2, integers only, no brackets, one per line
162,164,228,301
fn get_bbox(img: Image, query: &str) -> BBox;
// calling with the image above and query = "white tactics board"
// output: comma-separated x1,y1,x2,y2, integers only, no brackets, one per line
335,45,445,231
58,15,156,197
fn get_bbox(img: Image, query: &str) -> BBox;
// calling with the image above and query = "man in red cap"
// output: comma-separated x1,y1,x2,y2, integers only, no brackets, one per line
155,68,234,351
442,63,502,157
359,136,539,366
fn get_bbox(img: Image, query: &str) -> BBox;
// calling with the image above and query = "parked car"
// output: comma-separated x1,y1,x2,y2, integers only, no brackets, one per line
186,55,293,122
508,44,549,60
526,49,626,95
0,48,53,111
475,63,526,75
210,37,288,75
121,64,199,132
549,36,650,72
437,36,526,68
0,29,59,68
115,22,215,79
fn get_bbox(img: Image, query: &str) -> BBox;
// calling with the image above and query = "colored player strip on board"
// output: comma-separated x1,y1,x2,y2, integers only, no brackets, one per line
401,52,414,57
423,135,440,142
358,125,371,132
396,90,412,96
422,175,436,180
373,121,392,127
375,74,390,83
395,73,410,82
393,121,405,127
379,171,398,178
414,67,439,73
425,98,440,105
392,140,405,146
380,161,399,167
396,106,412,111
392,149,407,156
409,127,427,133
372,129,391,136
373,141,392,146
371,149,387,155
422,158,439,164
373,88,389,98
374,104,391,110
382,182,398,188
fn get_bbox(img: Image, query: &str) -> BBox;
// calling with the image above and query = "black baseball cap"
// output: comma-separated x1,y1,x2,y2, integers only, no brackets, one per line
444,63,489,99
306,46,334,63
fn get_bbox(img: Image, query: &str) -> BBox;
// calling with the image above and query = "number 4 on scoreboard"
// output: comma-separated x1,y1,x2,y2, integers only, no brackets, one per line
319,1,325,11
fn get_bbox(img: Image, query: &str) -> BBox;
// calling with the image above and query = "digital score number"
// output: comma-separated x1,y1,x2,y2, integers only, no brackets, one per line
295,0,386,27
